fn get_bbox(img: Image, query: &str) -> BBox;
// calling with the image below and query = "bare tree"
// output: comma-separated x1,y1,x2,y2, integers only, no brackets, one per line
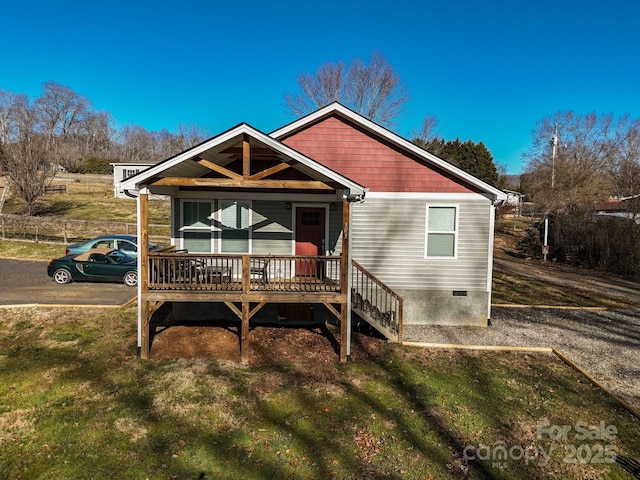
34,81,95,170
176,123,209,151
114,124,159,163
411,115,440,149
2,81,210,184
36,81,91,140
0,90,20,147
609,118,640,218
521,111,633,215
284,62,345,116
283,52,409,129
0,94,55,215
80,110,115,157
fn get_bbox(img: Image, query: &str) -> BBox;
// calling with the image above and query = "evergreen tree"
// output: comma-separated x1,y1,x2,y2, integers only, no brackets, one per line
418,137,502,187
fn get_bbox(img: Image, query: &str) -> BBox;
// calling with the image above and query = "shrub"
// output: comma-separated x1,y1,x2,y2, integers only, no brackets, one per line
81,156,115,174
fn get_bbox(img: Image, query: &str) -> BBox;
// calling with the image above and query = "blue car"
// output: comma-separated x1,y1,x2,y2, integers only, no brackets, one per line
48,248,138,286
65,234,160,258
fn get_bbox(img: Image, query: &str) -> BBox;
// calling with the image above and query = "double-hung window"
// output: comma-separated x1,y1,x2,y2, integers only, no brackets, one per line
182,201,213,252
425,206,457,258
123,168,139,180
220,201,250,253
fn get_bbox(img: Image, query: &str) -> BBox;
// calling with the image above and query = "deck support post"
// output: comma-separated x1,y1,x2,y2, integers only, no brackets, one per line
240,255,250,364
138,190,151,359
141,300,150,359
340,196,351,362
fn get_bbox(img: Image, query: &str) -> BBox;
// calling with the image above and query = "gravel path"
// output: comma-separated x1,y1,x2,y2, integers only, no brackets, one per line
403,306,640,414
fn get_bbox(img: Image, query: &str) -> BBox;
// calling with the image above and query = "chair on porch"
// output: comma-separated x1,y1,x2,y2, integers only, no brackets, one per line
250,257,270,284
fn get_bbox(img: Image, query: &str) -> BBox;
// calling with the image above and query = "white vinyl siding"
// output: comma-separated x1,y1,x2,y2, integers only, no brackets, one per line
425,206,457,258
350,195,491,291
220,201,250,253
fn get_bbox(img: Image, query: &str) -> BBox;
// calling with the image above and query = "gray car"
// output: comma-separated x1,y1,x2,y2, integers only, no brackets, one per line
65,235,160,259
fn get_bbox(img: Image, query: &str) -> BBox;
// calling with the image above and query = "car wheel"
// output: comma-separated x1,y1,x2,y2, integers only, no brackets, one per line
52,268,72,285
123,270,137,287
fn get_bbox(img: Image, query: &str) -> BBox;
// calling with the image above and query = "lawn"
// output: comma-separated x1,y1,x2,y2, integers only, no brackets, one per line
0,306,638,479
1,181,639,478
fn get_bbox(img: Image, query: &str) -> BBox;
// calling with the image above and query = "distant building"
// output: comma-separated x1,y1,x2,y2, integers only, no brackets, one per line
593,195,640,223
503,189,524,215
111,163,155,199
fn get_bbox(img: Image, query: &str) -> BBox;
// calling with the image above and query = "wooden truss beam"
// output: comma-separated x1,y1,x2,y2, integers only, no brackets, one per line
151,177,333,190
243,134,250,179
196,158,243,180
249,162,291,180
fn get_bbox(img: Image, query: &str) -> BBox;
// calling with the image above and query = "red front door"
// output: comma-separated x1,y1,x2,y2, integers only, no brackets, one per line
295,207,325,276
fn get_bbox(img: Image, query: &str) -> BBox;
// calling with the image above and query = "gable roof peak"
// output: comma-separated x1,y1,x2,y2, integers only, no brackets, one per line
272,104,506,202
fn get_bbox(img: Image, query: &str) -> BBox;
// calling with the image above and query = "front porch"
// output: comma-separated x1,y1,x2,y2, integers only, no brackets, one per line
125,123,400,363
139,249,402,363
139,235,351,363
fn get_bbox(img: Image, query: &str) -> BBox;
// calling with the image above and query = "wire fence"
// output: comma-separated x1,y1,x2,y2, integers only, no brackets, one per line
0,214,170,246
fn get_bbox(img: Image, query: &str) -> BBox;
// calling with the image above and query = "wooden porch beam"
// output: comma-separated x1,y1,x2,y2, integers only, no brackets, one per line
323,302,342,322
249,302,266,320
223,301,266,321
340,197,350,363
243,134,250,179
196,158,243,180
148,301,165,317
151,177,333,190
224,301,242,320
240,255,251,365
142,291,346,303
248,162,291,180
139,192,150,359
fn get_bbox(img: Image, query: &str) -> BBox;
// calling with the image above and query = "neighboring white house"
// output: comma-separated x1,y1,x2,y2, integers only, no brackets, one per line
503,189,524,215
111,163,155,199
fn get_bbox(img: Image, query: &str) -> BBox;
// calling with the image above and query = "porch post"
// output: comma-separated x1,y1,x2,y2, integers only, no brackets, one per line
138,189,150,359
240,255,250,364
340,196,351,362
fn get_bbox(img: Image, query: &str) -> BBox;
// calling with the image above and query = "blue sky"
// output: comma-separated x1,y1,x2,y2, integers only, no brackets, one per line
1,0,637,174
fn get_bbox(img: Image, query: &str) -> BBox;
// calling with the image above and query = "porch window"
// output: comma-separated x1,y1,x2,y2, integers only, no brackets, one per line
182,201,213,252
425,206,457,258
220,201,250,253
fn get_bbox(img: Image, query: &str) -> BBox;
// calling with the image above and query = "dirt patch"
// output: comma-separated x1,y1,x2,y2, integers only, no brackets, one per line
149,320,389,366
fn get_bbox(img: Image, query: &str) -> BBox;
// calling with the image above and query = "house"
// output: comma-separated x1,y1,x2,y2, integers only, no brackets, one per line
502,189,524,215
111,162,156,198
121,103,506,363
593,195,640,223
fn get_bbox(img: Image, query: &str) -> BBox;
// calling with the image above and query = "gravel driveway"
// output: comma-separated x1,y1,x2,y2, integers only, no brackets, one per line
404,306,640,415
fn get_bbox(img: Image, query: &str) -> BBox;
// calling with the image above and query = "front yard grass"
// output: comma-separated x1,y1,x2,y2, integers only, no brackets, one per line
0,307,638,479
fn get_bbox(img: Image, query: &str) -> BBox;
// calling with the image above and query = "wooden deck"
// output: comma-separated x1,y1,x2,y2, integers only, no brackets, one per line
145,253,343,303
143,252,402,342
140,251,350,363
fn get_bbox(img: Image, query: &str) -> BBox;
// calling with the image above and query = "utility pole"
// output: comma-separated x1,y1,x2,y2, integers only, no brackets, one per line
551,124,559,188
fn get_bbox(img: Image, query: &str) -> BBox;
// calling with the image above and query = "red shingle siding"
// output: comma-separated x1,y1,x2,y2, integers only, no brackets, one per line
280,116,475,193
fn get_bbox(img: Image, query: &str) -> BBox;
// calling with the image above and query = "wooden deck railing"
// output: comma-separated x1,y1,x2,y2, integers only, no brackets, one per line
147,252,342,292
351,260,403,342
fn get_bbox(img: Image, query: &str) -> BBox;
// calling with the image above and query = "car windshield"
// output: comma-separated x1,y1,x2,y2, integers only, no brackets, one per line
107,250,135,264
